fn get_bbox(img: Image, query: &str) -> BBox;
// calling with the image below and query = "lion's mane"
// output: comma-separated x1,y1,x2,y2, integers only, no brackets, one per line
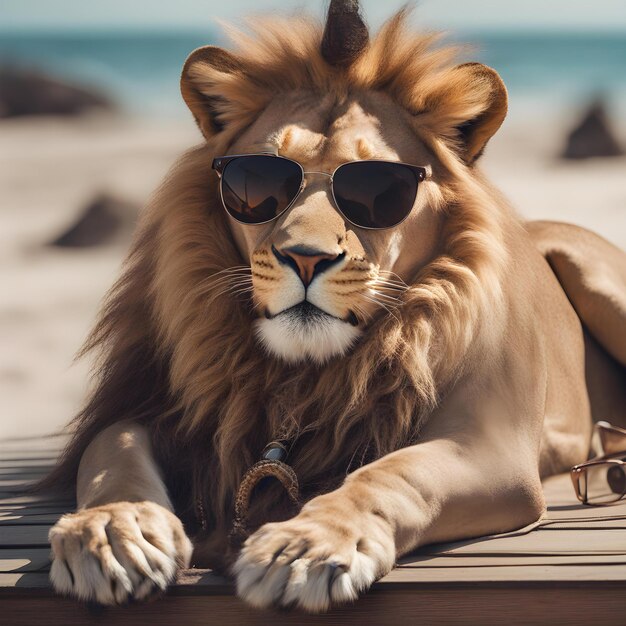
45,10,511,538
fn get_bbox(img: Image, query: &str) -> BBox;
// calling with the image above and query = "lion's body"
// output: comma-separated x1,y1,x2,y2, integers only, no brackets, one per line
45,4,626,612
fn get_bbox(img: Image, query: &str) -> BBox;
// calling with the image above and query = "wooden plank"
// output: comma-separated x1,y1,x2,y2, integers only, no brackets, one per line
0,478,38,487
0,434,67,449
538,519,626,530
398,554,626,567
382,564,626,584
0,525,51,546
0,548,51,573
0,448,63,459
0,495,74,507
0,513,62,525
383,563,626,593
0,452,60,462
0,447,62,456
413,528,626,557
3,549,625,579
0,505,72,516
0,573,50,588
0,467,52,476
2,519,625,556
4,586,626,626
545,505,626,521
3,559,626,592
0,479,48,491
5,564,626,592
0,459,58,469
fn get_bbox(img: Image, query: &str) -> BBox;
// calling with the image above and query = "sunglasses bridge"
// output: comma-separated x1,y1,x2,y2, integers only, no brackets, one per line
296,170,333,193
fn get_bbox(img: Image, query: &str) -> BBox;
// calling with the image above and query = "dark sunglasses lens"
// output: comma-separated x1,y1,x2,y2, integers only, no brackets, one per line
221,156,302,224
333,161,419,228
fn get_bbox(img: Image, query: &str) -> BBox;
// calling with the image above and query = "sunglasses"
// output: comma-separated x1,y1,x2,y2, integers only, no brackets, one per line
571,455,626,505
570,421,626,506
212,153,431,229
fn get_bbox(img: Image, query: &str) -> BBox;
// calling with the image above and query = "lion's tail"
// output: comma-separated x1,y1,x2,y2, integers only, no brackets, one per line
528,220,626,426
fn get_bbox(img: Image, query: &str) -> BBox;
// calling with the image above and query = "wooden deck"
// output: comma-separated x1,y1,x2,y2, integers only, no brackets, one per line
2,436,626,625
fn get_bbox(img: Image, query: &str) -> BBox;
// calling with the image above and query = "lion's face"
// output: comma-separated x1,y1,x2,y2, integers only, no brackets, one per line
225,91,442,363
179,9,508,366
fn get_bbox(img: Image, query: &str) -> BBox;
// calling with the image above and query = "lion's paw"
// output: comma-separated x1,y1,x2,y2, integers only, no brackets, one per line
234,511,393,613
49,501,192,605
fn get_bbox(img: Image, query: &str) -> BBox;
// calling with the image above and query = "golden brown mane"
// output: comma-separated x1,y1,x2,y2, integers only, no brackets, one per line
45,9,510,536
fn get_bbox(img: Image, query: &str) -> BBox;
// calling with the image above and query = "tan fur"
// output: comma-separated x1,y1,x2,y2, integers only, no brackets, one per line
45,7,625,612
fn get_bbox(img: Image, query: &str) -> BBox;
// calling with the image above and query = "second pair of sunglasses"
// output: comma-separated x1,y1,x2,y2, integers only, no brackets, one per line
570,422,626,505
212,153,430,229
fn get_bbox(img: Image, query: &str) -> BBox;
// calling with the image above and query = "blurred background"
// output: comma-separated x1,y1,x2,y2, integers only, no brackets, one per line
1,0,625,440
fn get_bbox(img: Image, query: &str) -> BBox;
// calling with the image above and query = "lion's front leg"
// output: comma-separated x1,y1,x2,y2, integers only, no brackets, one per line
234,492,395,612
49,420,193,604
235,434,544,613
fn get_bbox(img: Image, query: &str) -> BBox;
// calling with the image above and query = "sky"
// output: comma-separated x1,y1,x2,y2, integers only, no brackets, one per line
2,0,626,32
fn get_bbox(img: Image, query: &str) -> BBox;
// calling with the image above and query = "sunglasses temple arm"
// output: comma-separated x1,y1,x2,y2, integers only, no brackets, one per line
571,469,588,504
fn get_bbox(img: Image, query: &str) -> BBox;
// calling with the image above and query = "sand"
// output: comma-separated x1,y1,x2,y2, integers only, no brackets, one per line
1,111,625,441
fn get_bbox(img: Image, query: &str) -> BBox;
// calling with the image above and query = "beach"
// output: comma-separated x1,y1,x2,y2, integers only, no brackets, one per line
1,109,625,441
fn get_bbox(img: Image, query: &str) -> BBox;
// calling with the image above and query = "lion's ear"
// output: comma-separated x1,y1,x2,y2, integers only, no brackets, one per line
180,46,243,139
421,63,508,164
454,64,508,163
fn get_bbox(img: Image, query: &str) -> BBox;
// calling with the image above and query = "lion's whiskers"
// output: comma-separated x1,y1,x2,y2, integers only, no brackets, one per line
198,266,255,304
360,293,401,323
378,269,409,287
209,280,254,302
197,266,253,297
372,281,407,294
201,263,408,319
350,301,373,323
370,290,402,304
199,265,251,282
372,275,409,292
199,275,249,293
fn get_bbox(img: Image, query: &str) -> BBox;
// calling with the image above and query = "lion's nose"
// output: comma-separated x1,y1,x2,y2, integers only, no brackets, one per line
273,245,344,287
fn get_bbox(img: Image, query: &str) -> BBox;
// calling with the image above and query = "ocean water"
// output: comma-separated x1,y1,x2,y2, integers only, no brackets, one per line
1,30,625,120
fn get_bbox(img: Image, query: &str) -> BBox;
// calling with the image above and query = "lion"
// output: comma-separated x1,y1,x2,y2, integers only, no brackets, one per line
43,1,626,613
